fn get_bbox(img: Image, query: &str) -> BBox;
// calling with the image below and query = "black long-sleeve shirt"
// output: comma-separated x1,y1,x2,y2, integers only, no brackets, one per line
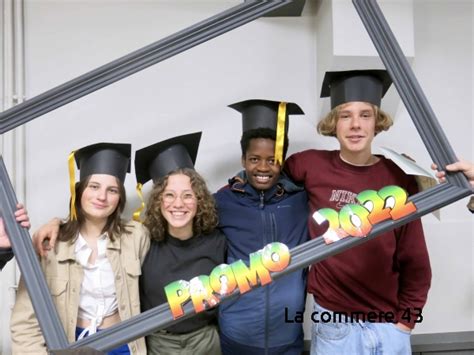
0,247,14,270
140,229,226,334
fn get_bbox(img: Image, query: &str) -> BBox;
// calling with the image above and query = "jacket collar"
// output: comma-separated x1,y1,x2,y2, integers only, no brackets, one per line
228,170,303,201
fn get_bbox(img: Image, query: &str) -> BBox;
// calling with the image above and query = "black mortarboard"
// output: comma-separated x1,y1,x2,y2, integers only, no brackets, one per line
68,142,131,220
135,132,201,185
320,70,392,109
228,99,304,133
73,143,131,183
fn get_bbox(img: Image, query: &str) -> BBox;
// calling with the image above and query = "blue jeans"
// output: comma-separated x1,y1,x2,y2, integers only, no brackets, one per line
75,327,130,355
310,302,411,355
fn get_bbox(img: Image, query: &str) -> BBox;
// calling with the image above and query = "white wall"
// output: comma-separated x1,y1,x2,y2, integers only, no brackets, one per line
0,0,472,352
409,0,473,333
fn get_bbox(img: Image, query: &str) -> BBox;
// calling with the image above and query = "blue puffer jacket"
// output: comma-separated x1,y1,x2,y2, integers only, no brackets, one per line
215,171,309,350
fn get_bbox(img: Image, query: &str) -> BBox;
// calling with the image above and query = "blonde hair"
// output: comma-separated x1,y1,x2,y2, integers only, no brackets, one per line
317,103,393,137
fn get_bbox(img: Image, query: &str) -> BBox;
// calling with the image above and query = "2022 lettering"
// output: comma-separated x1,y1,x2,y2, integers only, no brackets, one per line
313,185,417,244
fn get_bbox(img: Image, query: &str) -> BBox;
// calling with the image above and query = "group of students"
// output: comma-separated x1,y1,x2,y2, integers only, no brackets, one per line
0,69,472,355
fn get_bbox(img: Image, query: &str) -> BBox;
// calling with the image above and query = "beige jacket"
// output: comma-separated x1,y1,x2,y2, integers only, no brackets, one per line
11,220,150,355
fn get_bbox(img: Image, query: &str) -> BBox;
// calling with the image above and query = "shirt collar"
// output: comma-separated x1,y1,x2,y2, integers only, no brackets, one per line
74,232,110,251
56,231,120,262
74,233,107,267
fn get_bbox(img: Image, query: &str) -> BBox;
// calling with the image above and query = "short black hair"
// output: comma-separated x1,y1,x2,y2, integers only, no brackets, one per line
240,128,289,159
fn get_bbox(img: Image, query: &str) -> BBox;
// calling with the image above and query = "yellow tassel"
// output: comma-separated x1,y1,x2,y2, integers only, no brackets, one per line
68,151,77,220
132,183,145,222
275,102,287,166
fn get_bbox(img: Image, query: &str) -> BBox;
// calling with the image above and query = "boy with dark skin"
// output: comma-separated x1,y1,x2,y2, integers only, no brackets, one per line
215,100,309,355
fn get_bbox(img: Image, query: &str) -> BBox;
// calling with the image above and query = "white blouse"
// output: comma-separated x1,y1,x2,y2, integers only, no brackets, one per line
74,233,118,338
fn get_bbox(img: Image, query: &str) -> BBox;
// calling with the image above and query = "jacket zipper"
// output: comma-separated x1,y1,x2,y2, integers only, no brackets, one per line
266,213,278,354
259,190,269,353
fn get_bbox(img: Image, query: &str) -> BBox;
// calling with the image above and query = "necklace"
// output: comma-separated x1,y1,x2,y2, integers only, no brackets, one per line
339,153,378,167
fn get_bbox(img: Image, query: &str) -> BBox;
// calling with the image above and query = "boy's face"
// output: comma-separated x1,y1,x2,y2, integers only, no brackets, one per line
335,101,376,156
241,138,281,191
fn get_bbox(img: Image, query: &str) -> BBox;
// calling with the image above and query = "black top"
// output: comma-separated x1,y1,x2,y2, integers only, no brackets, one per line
0,248,14,270
140,229,226,334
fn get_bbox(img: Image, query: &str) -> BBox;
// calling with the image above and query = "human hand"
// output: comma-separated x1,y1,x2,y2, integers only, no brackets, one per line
32,218,61,257
14,203,30,228
431,160,474,188
0,219,10,248
0,203,30,248
394,322,412,333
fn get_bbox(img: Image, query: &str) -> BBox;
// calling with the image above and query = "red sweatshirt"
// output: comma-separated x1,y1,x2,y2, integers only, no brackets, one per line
285,150,431,328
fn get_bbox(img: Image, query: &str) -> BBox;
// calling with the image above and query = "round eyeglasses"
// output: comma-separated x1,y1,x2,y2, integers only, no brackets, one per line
162,191,196,205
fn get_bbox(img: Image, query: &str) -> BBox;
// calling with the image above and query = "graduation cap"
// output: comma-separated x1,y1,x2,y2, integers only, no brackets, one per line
320,70,392,109
73,143,131,183
228,99,304,165
229,99,304,133
132,132,201,221
135,132,201,185
68,142,131,220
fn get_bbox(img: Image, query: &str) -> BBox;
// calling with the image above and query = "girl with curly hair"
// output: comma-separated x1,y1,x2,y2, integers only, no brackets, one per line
135,132,225,355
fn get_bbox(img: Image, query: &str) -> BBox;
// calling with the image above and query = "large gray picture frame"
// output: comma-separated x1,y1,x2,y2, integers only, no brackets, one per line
0,0,471,352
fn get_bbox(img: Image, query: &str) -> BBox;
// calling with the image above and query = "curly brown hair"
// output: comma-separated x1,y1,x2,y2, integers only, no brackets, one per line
317,103,393,137
144,168,218,242
58,175,129,243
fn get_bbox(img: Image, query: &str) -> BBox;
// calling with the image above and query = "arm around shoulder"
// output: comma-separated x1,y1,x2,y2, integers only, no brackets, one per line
284,150,316,184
